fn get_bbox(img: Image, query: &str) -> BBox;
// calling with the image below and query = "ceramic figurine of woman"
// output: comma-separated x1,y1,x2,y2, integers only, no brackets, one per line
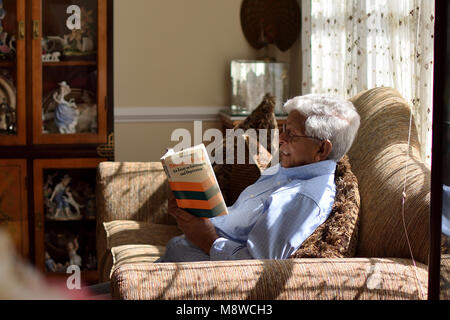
53,81,79,134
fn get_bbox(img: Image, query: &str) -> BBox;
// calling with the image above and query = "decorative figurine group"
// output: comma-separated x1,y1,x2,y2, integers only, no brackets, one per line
48,174,82,220
44,173,95,221
43,172,97,273
45,237,83,273
41,5,96,62
0,0,16,61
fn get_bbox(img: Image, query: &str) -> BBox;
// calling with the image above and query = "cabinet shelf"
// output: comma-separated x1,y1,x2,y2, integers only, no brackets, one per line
43,61,97,67
45,217,96,223
0,61,15,68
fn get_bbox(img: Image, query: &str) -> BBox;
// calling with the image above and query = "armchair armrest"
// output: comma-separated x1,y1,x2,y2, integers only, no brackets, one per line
96,162,176,281
111,258,428,300
96,162,173,224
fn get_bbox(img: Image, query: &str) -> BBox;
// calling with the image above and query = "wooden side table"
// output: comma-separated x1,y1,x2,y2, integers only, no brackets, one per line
219,111,287,133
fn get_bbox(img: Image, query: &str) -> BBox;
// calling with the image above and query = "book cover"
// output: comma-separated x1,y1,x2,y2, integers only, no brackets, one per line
161,144,228,218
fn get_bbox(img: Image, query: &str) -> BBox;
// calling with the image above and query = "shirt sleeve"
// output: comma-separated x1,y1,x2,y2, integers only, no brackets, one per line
247,190,326,259
209,189,329,261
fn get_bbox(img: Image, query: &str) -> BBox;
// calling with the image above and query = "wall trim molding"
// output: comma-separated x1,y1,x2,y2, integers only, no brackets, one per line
114,106,225,123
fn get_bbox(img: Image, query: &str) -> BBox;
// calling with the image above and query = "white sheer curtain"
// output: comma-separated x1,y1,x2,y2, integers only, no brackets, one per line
301,0,435,164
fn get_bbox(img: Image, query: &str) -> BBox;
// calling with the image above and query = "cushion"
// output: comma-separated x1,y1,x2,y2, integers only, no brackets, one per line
235,93,278,150
215,134,272,206
214,94,277,205
347,87,430,264
441,254,450,300
103,221,183,278
103,220,182,249
290,155,361,259
111,258,428,300
110,244,165,278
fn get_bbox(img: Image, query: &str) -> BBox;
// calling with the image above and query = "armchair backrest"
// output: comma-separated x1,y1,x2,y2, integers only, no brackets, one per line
348,87,430,264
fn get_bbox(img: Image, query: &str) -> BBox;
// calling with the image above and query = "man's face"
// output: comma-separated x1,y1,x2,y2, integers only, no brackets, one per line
279,111,323,168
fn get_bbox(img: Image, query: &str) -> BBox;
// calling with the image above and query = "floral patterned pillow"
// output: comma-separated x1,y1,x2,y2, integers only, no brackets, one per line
290,155,361,258
214,94,277,205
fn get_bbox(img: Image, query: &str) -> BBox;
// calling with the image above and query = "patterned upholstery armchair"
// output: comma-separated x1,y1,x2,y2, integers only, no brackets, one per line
96,87,439,300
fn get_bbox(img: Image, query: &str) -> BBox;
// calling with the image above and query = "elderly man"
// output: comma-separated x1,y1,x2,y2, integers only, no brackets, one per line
159,94,361,262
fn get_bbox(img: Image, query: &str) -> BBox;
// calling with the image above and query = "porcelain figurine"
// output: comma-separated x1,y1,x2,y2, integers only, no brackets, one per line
49,174,73,219
49,174,84,220
63,187,83,217
67,238,82,268
53,81,79,134
42,51,61,62
0,2,14,60
44,251,57,272
43,173,57,217
0,32,14,54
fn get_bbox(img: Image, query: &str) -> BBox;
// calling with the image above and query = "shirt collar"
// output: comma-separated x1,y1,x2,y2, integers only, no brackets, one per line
268,160,336,180
260,160,336,180
280,160,336,180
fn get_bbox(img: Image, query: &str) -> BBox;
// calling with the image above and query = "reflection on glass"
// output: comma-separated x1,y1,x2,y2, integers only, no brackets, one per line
42,0,97,62
231,60,289,115
0,1,17,136
0,69,15,135
41,0,98,135
0,0,17,62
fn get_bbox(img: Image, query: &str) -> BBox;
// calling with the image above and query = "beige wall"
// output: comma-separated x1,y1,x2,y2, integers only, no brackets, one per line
114,0,257,107
114,0,301,161
115,121,222,162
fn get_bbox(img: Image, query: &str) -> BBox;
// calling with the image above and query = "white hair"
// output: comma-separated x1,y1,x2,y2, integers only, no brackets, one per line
283,94,360,161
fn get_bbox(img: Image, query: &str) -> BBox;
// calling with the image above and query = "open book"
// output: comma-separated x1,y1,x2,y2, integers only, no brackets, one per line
161,144,228,218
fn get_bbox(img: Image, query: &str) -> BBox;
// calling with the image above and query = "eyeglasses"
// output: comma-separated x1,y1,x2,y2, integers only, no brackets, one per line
281,124,323,142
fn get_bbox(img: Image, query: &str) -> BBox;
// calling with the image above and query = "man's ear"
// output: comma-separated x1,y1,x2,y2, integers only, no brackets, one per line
315,140,332,162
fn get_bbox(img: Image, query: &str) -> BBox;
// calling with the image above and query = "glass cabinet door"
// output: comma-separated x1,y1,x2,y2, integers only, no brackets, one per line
33,158,105,280
32,0,107,144
0,0,26,146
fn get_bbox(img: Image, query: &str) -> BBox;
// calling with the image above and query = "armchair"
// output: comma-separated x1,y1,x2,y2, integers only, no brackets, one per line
96,87,435,300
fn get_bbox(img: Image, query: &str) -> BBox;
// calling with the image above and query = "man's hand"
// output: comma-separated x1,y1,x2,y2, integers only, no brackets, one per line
168,192,219,254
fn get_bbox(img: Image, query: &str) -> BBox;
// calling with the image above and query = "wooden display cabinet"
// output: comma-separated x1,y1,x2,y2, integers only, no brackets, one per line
0,0,114,285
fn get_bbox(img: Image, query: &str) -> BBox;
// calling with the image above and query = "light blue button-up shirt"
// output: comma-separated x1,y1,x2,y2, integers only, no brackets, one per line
209,160,337,260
